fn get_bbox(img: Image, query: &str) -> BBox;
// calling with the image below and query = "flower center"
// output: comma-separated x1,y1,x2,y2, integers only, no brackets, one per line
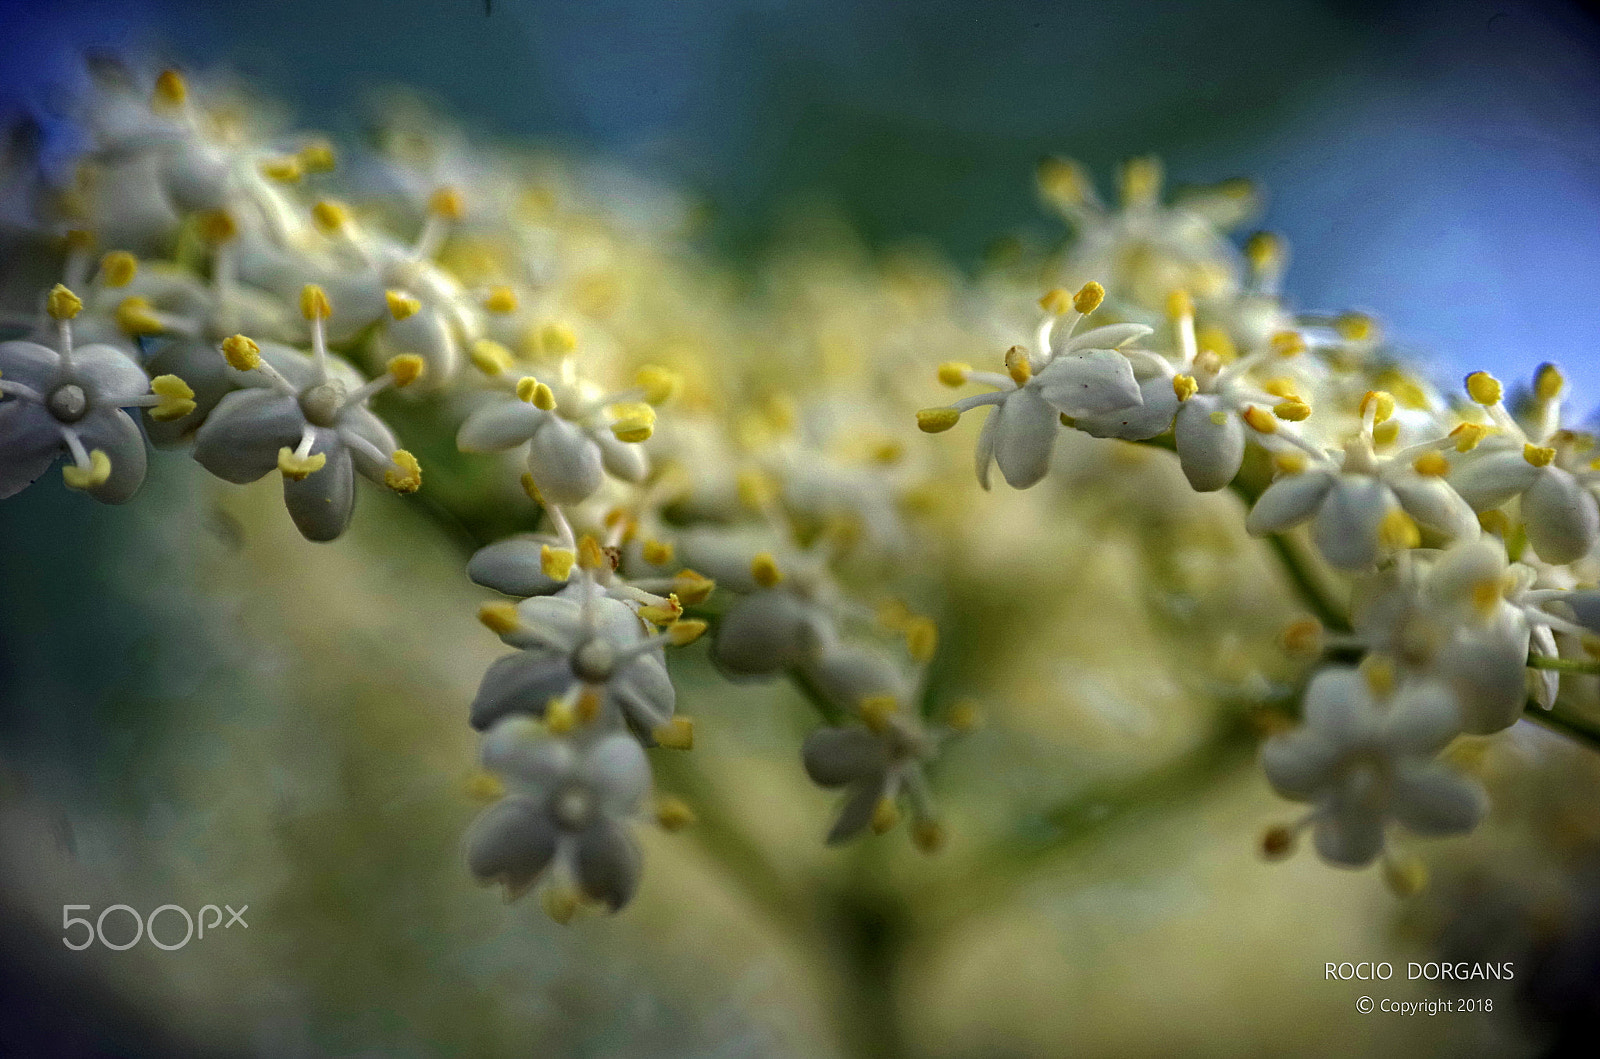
550,784,595,831
571,637,617,683
46,383,89,423
299,382,344,427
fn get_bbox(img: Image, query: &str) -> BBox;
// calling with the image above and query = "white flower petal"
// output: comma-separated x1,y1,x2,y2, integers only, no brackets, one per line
281,431,355,541
193,389,306,484
1073,371,1178,440
1523,466,1599,564
1387,473,1479,542
1059,322,1153,355
1260,731,1340,800
1034,349,1142,417
526,415,605,505
1311,475,1392,570
1389,761,1486,836
455,398,547,452
579,734,651,815
993,387,1058,489
1174,394,1245,492
1383,680,1463,755
1247,470,1335,535
1449,448,1539,511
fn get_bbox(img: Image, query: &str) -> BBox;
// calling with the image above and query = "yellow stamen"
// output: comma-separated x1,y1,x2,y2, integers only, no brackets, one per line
1524,443,1556,467
1209,410,1229,426
298,139,337,173
642,539,674,566
384,289,421,320
1260,825,1296,861
1004,345,1032,386
1073,280,1105,314
1413,450,1450,477
673,570,715,606
1335,312,1376,343
1269,330,1305,357
114,296,164,335
1450,422,1491,452
259,156,303,183
937,361,970,387
655,796,697,832
148,374,196,422
1165,288,1193,320
1172,374,1199,401
482,285,518,314
384,449,422,493
860,694,898,733
61,449,110,490
428,186,465,219
577,535,607,572
1273,398,1311,422
737,468,777,510
638,595,683,625
872,440,904,464
1245,231,1283,272
1470,577,1502,618
544,697,577,735
637,365,682,405
1378,507,1420,551
946,700,982,732
98,251,137,287
1534,363,1565,402
751,552,783,588
1036,156,1090,207
46,283,82,320
387,354,426,388
535,321,577,355
541,885,579,924
905,616,938,663
1272,451,1308,475
1241,405,1277,434
478,601,521,635
1280,618,1323,655
652,716,695,750
1197,325,1236,361
152,70,187,110
1120,156,1162,205
609,401,656,443
312,199,350,233
463,770,504,803
913,819,947,854
221,334,261,371
299,284,331,321
277,447,327,480
667,620,707,647
870,797,900,835
539,545,575,581
575,687,601,725
1382,854,1428,898
1361,654,1397,700
469,338,515,376
1359,389,1396,424
1038,287,1072,315
1465,371,1502,406
197,209,237,243
519,472,544,504
917,407,961,433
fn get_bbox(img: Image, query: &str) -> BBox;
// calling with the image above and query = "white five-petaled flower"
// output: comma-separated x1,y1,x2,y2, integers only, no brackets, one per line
466,718,648,916
918,281,1148,489
1261,666,1484,867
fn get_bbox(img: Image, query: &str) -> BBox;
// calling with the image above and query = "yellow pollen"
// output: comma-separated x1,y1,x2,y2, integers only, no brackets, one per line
1382,855,1429,898
259,156,303,183
197,209,237,243
483,285,518,314
1523,443,1557,467
1166,288,1193,320
750,552,783,588
1245,231,1283,272
384,289,421,320
1241,405,1277,434
905,616,938,663
1004,345,1032,386
428,186,465,219
527,381,557,410
299,284,332,321
1465,371,1502,406
98,251,137,287
1272,451,1308,475
469,338,515,376
1036,155,1090,207
655,796,697,832
221,334,261,371
540,885,580,924
1470,577,1502,617
946,700,982,732
312,199,350,233
870,797,901,835
277,447,327,481
872,439,904,464
536,322,577,355
1269,330,1305,357
667,620,707,647
152,69,187,109
937,361,971,387
1413,450,1450,477
148,374,196,422
917,407,961,433
1197,325,1236,361
1359,389,1396,424
384,449,422,493
1273,398,1312,422
653,716,695,750
1361,654,1398,700
463,770,504,803
46,284,82,320
1258,379,1295,399
387,354,426,388
737,469,777,510
1280,618,1323,655
114,296,165,335
913,820,947,855
1120,155,1162,205
642,539,674,566
610,400,656,443
539,545,575,581
1335,312,1377,343
1478,510,1509,536
61,449,111,490
577,535,607,572
1172,374,1199,401
1450,422,1491,452
673,570,715,606
637,595,683,626
1038,288,1073,315
297,139,337,173
860,694,898,733
1535,363,1565,401
1378,507,1421,551
544,697,577,736
1209,409,1229,426
636,365,682,405
1073,280,1105,314
576,687,601,725
519,472,544,504
478,601,521,636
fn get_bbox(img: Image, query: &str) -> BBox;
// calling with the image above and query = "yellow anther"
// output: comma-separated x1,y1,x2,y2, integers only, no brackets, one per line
876,599,911,631
1036,155,1091,207
1260,377,1296,400
637,595,683,626
540,884,580,924
1004,345,1032,386
1245,231,1283,272
98,251,137,287
1465,371,1503,406
1280,618,1324,655
1361,654,1398,700
312,199,350,233
610,401,656,443
1166,288,1193,320
1038,287,1073,315
297,139,337,173
1209,409,1229,426
518,472,544,505
463,770,505,803
258,155,303,183
1273,398,1311,422
1378,507,1420,551
673,569,715,606
481,285,517,314
913,819,947,855
1382,854,1429,898
737,468,777,510
576,535,607,572
1413,450,1450,477
1336,312,1377,343
575,687,602,725
905,616,938,663
655,795,697,832
872,440,904,464
667,619,707,647
299,284,332,321
277,447,327,481
535,321,577,355
469,338,515,376
870,797,901,835
1241,405,1277,434
1196,325,1236,361
544,697,577,736
652,716,695,750
1470,577,1502,618
946,700,982,732
384,449,422,493
1073,280,1105,314
860,694,898,733
387,354,426,388
1269,330,1306,357
1120,155,1162,205
534,545,573,581
46,283,82,320
1450,422,1491,452
1535,363,1565,401
1524,443,1557,468
917,407,961,433
1260,825,1296,861
428,185,465,219
148,374,196,422
1478,510,1510,537
62,228,94,251
114,296,164,335
61,449,110,490
750,552,783,588
642,539,674,566
635,365,682,405
1272,451,1308,475
937,362,970,387
1172,374,1199,402
478,601,521,635
384,289,421,320
1359,389,1396,424
152,69,187,109
221,334,261,371
197,209,237,243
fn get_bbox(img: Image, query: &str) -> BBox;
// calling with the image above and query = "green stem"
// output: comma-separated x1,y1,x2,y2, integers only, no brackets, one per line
1526,655,1600,675
1523,701,1600,753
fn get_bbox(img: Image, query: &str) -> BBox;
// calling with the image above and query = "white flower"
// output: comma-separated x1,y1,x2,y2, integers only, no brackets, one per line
1262,666,1484,867
466,718,649,914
